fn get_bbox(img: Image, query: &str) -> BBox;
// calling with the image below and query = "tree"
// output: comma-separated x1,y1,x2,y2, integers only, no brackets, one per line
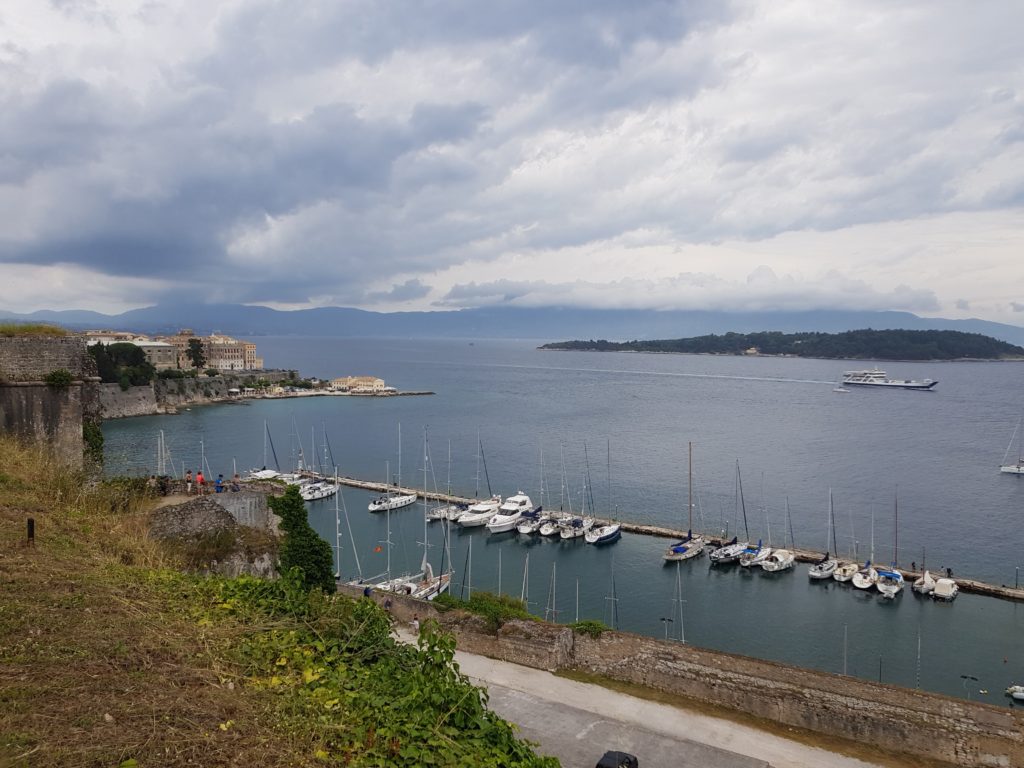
88,342,155,386
186,338,206,369
269,485,335,593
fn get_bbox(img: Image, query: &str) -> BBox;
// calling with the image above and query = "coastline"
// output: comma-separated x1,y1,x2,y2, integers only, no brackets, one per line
537,347,1024,363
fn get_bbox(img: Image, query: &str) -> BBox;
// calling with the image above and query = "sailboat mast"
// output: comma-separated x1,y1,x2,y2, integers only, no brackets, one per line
737,461,750,541
687,441,693,531
334,468,341,578
893,490,899,568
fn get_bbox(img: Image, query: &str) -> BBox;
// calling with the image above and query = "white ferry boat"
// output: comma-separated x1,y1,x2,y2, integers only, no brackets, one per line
840,369,937,390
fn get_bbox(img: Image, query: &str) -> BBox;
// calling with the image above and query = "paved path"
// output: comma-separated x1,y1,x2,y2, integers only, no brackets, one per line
397,629,885,768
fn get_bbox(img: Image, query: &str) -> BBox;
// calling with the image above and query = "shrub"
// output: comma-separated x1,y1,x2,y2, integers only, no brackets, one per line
569,619,609,638
83,420,104,463
44,368,73,388
204,368,220,376
434,591,533,632
269,485,334,593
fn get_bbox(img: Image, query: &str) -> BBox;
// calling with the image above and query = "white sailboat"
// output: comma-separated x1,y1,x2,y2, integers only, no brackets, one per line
912,570,936,595
931,577,958,601
876,494,904,600
458,436,501,526
852,507,878,590
762,498,796,573
710,462,750,564
809,490,839,580
368,426,417,512
1000,415,1024,474
664,442,706,561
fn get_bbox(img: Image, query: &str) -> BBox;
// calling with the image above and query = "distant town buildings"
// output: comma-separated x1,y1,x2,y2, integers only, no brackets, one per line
82,328,264,371
329,376,394,393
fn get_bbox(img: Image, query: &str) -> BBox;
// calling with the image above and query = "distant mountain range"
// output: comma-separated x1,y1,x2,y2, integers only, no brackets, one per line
4,303,1024,346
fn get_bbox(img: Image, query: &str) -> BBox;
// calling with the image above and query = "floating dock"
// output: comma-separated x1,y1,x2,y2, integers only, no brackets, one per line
298,470,1024,604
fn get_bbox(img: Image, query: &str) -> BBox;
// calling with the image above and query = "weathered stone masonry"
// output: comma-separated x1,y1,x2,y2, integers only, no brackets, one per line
0,336,100,468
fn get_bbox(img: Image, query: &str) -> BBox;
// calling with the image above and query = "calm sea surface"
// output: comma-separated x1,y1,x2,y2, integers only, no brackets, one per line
103,337,1024,702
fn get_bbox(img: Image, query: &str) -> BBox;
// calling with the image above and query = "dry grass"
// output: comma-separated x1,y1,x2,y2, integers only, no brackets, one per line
0,323,67,337
0,437,312,767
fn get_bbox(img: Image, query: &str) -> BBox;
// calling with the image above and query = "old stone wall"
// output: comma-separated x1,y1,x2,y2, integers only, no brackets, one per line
0,336,96,382
211,491,280,533
0,336,100,469
99,371,294,418
98,382,160,418
336,585,1023,767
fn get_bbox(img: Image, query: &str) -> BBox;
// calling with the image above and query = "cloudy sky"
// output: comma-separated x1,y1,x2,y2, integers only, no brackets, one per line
2,0,1023,321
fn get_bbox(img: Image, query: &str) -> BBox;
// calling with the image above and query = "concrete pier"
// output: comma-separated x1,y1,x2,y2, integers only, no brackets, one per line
303,470,1024,604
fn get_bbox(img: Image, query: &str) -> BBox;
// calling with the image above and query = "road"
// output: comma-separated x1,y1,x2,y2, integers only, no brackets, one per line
395,629,885,768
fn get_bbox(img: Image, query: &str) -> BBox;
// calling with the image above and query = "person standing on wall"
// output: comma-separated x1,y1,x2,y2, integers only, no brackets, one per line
196,470,205,495
215,474,224,493
185,469,193,495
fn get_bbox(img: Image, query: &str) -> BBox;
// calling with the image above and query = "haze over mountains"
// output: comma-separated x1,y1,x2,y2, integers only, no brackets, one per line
4,303,1024,347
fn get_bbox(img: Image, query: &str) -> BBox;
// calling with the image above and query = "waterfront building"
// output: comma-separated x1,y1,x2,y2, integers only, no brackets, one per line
133,341,177,370
329,375,387,392
154,329,264,371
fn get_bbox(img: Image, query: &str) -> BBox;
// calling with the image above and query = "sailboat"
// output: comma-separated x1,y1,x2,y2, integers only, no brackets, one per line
710,461,750,564
912,569,936,595
852,507,878,590
539,444,572,536
808,489,839,580
876,493,904,600
1000,416,1024,474
761,498,795,572
427,440,467,522
740,478,772,567
368,425,417,512
457,436,501,526
833,498,859,582
663,442,706,561
587,440,621,545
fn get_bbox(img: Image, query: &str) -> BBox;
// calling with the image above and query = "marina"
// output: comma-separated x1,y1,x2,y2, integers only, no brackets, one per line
102,336,1024,704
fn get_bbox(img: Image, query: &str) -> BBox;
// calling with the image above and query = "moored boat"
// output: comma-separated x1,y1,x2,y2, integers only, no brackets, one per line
852,562,879,590
876,568,904,599
931,577,959,601
457,495,502,527
833,561,858,582
761,549,795,572
709,536,747,564
912,570,936,595
585,522,621,545
1005,685,1024,701
559,515,594,539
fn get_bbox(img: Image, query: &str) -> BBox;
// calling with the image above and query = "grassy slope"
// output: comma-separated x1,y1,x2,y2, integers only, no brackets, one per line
0,439,554,767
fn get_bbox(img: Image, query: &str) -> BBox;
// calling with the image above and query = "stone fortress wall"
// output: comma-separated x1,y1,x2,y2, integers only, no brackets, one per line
0,336,100,468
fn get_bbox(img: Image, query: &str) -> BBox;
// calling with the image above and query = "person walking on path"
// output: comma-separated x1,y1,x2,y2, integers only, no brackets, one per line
411,615,420,635
185,470,193,495
196,470,205,495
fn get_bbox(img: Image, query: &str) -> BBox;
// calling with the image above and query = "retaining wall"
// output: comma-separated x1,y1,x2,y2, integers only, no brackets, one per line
338,586,1023,767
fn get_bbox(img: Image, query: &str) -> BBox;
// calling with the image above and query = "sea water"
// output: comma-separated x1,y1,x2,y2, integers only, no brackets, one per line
102,337,1024,702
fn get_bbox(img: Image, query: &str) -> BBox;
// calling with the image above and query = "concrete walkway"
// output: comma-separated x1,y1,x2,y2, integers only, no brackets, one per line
397,629,885,768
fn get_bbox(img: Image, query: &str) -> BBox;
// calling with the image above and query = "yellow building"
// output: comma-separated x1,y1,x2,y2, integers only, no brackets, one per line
329,376,386,392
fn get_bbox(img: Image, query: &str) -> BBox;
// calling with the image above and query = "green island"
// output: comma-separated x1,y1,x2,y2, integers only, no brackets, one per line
539,329,1024,361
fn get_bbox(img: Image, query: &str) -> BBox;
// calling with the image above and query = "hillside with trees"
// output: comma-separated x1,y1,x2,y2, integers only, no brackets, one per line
539,329,1024,361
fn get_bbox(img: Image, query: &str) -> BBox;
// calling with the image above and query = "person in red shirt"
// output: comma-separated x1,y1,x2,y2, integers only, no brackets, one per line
196,470,205,494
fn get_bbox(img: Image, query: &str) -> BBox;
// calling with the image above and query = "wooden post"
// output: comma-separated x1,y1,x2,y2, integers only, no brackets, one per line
27,518,34,546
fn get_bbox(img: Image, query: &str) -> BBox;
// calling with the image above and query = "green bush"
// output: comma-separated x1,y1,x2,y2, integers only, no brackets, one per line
569,620,609,638
434,591,533,632
44,368,73,388
83,420,104,463
204,368,220,376
269,485,335,593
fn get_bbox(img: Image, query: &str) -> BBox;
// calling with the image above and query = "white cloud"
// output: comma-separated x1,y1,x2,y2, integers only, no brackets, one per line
0,0,1022,321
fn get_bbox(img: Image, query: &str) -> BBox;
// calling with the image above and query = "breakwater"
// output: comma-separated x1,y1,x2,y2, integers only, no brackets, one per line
310,470,1024,604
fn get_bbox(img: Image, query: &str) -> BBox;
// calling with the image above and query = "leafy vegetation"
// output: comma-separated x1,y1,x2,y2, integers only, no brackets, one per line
43,368,72,388
569,620,609,638
0,322,66,337
0,436,557,767
82,419,104,464
434,591,535,632
269,484,335,594
186,337,206,369
157,368,198,379
89,342,156,388
540,329,1024,361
